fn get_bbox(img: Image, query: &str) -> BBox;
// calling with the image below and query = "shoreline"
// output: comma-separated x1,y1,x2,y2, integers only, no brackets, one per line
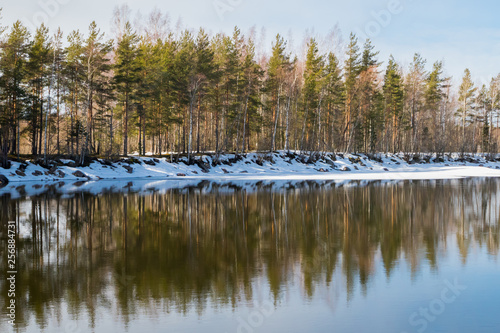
1,152,500,185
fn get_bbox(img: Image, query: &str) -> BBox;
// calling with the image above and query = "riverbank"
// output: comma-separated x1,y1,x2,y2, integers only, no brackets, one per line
1,151,500,185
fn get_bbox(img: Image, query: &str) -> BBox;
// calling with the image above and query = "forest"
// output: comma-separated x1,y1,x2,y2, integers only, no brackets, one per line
1,6,500,167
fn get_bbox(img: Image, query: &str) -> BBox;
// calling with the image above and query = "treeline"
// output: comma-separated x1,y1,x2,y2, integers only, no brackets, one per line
0,7,499,167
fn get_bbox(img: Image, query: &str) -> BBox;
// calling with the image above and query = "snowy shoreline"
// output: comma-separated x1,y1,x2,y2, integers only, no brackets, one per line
2,151,500,186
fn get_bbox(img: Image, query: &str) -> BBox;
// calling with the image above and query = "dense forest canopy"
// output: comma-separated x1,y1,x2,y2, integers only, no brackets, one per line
0,7,499,167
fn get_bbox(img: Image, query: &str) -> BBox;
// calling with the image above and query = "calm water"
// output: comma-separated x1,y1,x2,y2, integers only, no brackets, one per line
1,179,500,333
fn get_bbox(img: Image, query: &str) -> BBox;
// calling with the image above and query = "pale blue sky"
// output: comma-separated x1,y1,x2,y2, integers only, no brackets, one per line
2,0,500,85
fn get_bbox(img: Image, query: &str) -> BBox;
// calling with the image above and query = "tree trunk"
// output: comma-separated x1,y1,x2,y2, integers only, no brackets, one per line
38,85,43,156
124,89,129,156
271,85,281,152
142,107,146,156
188,89,196,162
109,108,114,157
197,94,201,153
241,90,250,154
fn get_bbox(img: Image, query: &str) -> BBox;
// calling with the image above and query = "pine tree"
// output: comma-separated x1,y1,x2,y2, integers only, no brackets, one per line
265,34,290,152
457,68,476,152
476,85,490,152
26,24,51,157
171,30,195,155
208,33,224,157
323,52,344,151
383,56,404,153
0,20,30,164
221,28,243,153
357,39,380,152
405,53,426,152
282,56,297,153
52,28,65,155
302,38,324,151
343,33,361,152
424,61,445,151
135,39,153,156
360,39,379,72
185,28,215,161
64,30,85,156
113,22,141,156
239,38,262,153
490,75,500,151
152,37,176,156
80,21,112,162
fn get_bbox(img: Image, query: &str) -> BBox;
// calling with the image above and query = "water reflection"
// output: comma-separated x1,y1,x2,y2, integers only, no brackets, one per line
0,179,500,332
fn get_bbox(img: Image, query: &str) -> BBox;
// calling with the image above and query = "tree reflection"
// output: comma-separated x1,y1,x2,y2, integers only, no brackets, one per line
0,178,499,330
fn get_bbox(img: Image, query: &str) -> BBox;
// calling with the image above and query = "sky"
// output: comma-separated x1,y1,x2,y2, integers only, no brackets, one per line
1,0,500,86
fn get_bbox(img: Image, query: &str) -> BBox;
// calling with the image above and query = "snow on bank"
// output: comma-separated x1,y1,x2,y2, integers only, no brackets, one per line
2,152,500,186
1,177,475,200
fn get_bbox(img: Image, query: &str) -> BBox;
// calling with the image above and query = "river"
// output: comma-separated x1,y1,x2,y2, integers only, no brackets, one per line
1,178,499,332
